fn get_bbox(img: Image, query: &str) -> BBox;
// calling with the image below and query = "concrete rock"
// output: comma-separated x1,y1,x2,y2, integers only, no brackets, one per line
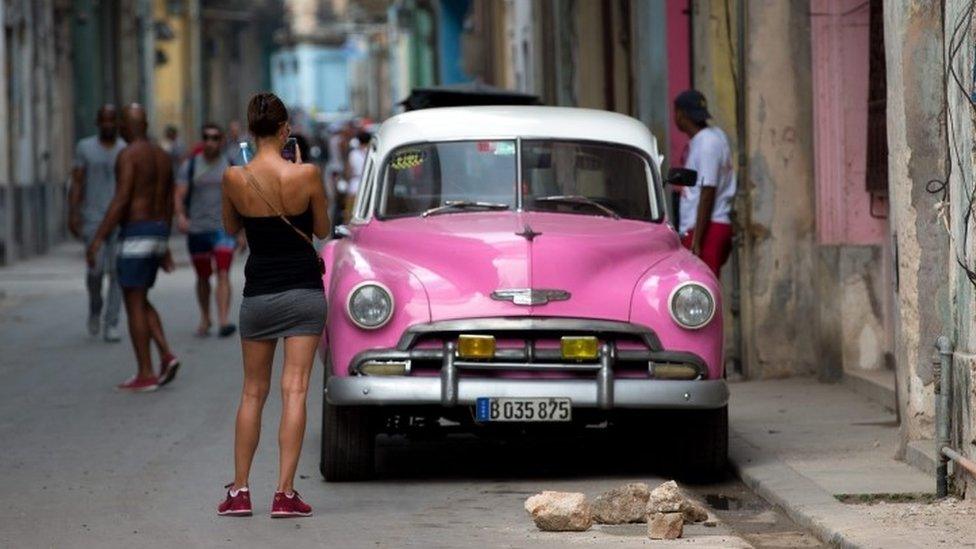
524,491,593,532
647,512,684,539
645,480,709,523
647,480,684,513
680,499,710,523
592,483,650,524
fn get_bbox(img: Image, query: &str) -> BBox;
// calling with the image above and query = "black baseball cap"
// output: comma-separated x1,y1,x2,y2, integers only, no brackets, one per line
674,89,711,123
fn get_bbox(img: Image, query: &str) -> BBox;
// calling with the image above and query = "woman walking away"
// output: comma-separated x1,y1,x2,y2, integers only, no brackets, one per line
218,93,329,518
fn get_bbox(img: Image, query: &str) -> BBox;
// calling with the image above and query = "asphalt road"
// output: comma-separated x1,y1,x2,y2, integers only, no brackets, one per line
0,241,821,548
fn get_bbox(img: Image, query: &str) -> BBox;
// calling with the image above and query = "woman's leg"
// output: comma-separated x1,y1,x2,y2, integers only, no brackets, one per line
234,338,276,489
277,335,319,493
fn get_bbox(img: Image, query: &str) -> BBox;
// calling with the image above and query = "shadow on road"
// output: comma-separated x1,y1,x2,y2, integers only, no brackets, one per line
370,430,729,484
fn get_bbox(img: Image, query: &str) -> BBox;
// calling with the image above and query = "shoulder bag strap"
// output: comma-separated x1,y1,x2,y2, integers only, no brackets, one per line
239,167,316,251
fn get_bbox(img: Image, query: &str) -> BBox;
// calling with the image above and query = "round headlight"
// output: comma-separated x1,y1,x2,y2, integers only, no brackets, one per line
347,282,393,329
669,282,715,329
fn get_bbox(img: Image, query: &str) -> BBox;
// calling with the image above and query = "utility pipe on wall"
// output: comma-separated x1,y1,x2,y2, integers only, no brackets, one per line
935,335,952,497
933,335,976,496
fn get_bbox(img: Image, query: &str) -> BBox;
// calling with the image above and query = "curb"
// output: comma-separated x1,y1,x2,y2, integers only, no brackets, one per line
729,431,925,549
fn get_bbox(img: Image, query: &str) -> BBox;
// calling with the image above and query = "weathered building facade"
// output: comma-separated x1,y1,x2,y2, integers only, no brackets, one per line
153,0,279,139
697,0,975,494
1,0,78,264
0,0,278,266
402,0,976,495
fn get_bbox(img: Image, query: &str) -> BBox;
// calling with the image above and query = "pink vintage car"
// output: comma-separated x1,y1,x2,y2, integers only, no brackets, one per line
319,106,726,481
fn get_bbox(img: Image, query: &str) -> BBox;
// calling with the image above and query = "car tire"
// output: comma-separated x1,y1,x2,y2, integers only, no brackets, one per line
320,355,376,482
321,402,376,482
677,405,728,481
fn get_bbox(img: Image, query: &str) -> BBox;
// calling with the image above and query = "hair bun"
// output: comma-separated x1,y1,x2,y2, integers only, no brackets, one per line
247,93,288,138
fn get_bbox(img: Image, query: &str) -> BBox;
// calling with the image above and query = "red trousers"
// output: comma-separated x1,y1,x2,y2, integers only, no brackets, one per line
681,222,733,278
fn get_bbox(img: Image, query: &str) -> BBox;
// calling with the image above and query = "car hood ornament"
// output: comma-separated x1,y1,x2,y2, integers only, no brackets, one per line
491,288,571,306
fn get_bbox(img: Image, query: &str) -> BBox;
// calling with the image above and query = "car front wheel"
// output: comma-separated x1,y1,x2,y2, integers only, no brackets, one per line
321,402,376,481
320,357,376,481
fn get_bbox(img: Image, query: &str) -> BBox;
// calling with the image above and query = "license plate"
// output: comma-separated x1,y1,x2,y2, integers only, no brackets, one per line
475,397,572,422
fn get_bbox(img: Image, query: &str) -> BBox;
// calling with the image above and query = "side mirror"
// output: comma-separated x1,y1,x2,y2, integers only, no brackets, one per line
666,167,698,187
333,225,352,239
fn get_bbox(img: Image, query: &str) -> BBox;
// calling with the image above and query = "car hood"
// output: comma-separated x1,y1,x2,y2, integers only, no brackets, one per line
356,211,681,322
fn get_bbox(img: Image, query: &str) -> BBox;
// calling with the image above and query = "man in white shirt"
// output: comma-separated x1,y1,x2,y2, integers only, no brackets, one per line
673,90,736,277
344,131,370,220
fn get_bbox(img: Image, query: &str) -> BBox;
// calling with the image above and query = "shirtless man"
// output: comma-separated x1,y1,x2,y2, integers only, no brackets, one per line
87,104,181,392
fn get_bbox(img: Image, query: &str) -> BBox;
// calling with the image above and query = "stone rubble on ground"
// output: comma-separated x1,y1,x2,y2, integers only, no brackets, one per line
680,497,710,523
523,491,593,532
591,482,650,524
647,480,685,513
525,479,711,540
646,480,710,524
647,511,684,539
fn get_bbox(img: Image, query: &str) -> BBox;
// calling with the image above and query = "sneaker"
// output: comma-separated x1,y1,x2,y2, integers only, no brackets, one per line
103,325,122,342
116,375,159,393
87,315,100,337
217,484,252,517
218,324,237,338
270,490,312,518
158,354,181,387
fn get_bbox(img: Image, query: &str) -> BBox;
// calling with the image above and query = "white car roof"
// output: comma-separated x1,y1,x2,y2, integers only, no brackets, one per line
373,106,661,161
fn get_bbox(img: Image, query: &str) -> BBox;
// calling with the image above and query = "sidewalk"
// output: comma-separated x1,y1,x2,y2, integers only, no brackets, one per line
729,377,975,548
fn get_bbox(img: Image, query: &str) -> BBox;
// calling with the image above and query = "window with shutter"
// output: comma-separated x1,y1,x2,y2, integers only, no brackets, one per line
865,0,888,196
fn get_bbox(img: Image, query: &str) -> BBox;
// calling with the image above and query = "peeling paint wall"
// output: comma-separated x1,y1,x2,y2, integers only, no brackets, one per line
839,247,887,372
740,0,818,378
884,0,951,442
943,0,976,495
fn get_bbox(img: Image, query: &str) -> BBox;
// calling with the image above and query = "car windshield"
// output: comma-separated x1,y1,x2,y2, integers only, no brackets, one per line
521,140,657,221
378,140,517,218
377,139,659,221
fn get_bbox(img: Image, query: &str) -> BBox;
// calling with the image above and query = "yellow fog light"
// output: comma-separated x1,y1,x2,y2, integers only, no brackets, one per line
561,336,599,360
359,361,410,376
457,335,496,359
650,363,700,380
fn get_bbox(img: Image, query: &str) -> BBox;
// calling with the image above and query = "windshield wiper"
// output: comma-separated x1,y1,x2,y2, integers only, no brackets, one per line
421,200,510,218
533,195,621,219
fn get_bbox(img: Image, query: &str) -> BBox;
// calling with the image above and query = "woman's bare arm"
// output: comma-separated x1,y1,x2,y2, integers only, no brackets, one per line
305,165,330,239
221,168,243,235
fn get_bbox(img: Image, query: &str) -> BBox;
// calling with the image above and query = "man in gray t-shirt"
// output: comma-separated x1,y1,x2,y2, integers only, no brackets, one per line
174,123,241,338
69,105,126,342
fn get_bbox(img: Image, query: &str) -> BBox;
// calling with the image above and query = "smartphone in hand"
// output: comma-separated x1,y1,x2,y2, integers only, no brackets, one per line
281,137,298,162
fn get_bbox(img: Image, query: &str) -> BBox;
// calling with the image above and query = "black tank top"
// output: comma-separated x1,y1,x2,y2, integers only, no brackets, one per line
241,208,323,297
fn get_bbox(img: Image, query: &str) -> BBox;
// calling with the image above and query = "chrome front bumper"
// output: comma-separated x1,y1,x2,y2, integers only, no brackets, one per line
327,317,727,410
326,375,728,410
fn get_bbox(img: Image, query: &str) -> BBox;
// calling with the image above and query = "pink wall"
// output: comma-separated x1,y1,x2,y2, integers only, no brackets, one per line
666,0,691,165
810,0,886,245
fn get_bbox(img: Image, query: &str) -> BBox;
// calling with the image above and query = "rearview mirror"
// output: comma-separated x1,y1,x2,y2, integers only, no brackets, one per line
666,167,698,187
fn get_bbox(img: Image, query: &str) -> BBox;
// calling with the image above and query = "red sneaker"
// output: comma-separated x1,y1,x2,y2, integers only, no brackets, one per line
158,354,181,386
270,490,312,518
217,484,252,517
116,375,159,393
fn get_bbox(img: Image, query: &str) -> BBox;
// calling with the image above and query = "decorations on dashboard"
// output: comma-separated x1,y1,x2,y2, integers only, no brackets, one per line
389,149,427,170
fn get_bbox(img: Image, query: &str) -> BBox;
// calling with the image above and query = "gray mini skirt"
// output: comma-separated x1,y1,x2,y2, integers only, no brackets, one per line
239,288,327,340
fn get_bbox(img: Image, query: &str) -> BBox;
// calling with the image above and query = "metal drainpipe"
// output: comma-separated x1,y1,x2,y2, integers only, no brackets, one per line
935,335,952,497
727,0,747,377
935,336,976,497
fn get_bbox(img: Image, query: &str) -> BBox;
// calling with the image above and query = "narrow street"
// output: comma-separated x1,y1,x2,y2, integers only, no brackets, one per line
0,240,821,548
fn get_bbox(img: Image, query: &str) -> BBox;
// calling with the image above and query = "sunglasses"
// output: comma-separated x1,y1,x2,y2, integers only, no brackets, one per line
203,133,222,141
